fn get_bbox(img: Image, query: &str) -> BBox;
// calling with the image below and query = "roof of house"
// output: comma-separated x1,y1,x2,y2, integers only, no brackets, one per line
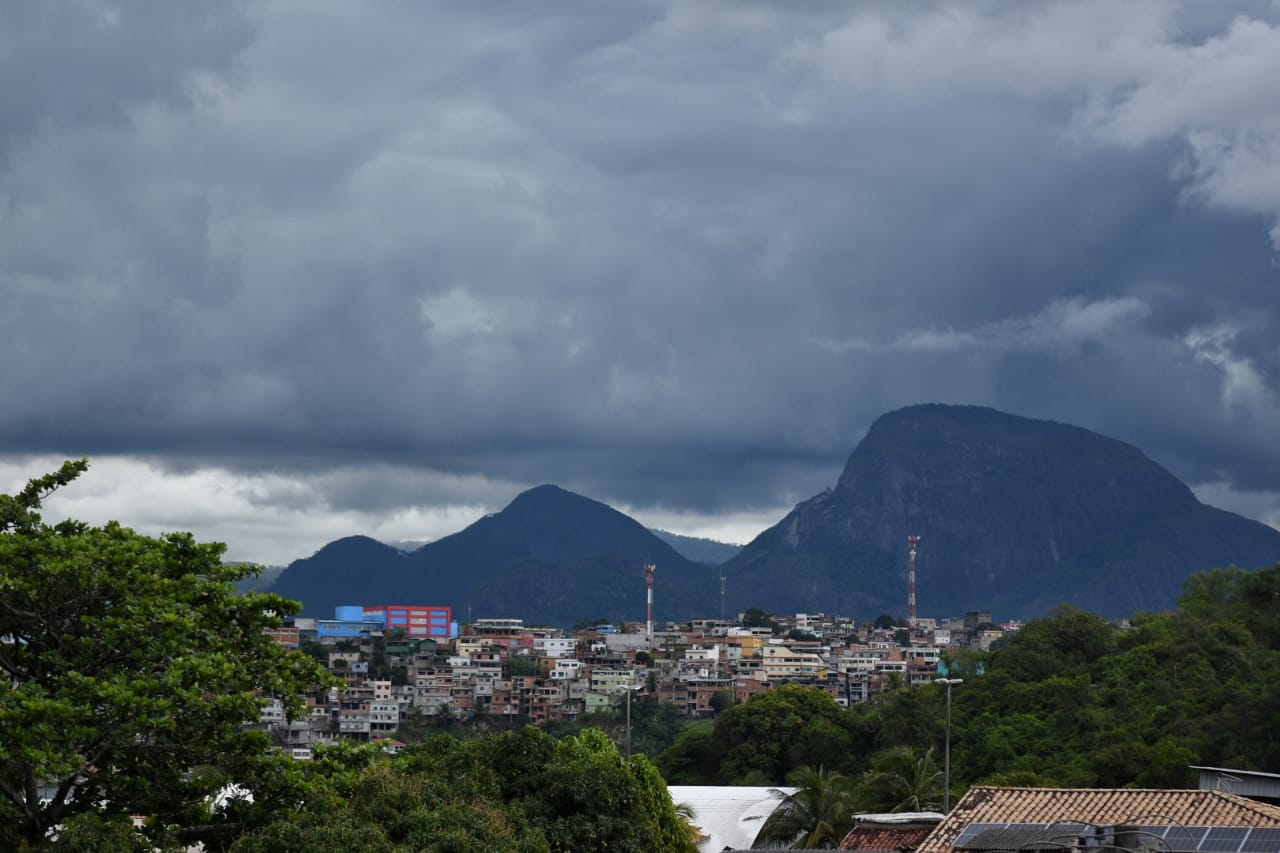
917,787,1280,853
838,824,938,851
839,813,945,852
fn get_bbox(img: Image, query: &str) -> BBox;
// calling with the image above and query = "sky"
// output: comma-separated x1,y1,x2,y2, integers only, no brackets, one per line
3,0,1280,565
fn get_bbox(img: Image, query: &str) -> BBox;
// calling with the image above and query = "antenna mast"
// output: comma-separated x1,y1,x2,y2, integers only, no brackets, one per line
907,535,920,627
719,573,726,622
645,563,656,649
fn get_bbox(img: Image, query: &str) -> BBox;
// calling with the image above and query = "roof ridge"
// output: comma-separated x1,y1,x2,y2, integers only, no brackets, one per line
916,786,1280,853
1204,789,1280,821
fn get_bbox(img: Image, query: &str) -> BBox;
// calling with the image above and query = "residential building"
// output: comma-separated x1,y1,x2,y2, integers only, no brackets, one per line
364,604,455,639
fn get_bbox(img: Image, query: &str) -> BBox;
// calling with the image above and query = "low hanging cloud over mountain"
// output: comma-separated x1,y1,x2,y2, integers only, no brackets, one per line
3,1,1279,564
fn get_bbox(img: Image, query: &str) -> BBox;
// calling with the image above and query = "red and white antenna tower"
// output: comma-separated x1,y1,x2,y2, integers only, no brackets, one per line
907,535,920,627
645,563,656,649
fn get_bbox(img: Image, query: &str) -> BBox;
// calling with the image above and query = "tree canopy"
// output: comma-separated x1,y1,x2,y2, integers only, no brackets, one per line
233,727,697,853
0,460,332,850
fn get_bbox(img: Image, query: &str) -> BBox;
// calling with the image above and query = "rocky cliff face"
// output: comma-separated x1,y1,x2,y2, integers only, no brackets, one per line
723,404,1280,619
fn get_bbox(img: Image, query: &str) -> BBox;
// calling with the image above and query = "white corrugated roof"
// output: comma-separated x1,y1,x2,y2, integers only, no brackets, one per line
668,785,798,852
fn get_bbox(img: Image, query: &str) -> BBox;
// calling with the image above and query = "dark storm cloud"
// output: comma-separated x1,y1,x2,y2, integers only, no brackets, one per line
3,0,1279,537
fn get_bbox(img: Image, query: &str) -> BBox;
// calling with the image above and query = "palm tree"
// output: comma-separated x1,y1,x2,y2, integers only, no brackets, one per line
675,802,707,848
752,765,857,849
854,745,943,813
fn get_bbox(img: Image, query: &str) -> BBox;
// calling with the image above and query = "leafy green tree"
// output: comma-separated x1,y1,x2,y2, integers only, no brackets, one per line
854,745,942,813
0,460,333,850
627,699,688,758
406,727,696,853
232,759,547,853
240,726,700,852
508,654,545,677
741,607,776,630
711,685,854,783
753,765,856,849
709,687,735,715
657,727,720,785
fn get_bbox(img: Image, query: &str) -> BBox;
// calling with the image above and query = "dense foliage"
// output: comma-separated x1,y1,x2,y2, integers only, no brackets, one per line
661,563,1280,800
233,727,697,853
0,461,333,851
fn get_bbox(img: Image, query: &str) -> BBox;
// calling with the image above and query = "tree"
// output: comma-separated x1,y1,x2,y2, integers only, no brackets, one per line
710,685,854,783
508,654,545,677
0,460,332,850
231,758,547,853
854,746,942,813
391,727,696,853
741,607,776,631
709,687,735,715
753,765,857,849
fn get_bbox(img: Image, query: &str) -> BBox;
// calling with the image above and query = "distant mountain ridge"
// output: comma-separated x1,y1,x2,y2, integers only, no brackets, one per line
649,530,741,565
720,404,1280,619
267,405,1280,625
378,530,740,565
270,485,720,626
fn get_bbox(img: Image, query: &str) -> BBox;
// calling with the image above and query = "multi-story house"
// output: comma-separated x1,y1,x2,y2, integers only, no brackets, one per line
659,677,733,716
533,637,577,658
761,643,829,681
363,604,454,640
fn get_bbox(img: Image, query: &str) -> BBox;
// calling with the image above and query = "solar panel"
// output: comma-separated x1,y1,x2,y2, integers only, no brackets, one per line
1240,828,1280,853
1131,824,1176,842
953,823,1280,853
1166,826,1213,852
966,827,1064,850
954,823,1008,848
1204,827,1251,852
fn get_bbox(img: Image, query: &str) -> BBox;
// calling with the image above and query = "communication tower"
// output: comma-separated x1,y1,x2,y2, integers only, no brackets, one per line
907,535,920,627
645,563,656,649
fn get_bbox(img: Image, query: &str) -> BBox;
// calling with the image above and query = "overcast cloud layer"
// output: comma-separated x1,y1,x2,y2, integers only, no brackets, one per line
3,0,1280,564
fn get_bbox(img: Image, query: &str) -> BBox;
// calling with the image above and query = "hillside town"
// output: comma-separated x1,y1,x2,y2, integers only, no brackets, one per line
257,602,1027,757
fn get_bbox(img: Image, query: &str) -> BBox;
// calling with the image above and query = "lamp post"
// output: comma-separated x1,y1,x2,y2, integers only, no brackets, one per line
618,683,642,760
934,677,963,812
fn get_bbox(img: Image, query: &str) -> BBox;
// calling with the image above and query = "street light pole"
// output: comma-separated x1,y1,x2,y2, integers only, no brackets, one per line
934,677,963,812
618,683,641,761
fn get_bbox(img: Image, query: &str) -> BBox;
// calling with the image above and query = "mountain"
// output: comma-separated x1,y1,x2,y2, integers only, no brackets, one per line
231,563,287,594
722,404,1280,620
649,530,742,565
270,484,720,626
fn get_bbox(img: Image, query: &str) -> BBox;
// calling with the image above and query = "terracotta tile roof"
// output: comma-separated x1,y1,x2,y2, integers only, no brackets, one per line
838,825,937,851
917,787,1280,853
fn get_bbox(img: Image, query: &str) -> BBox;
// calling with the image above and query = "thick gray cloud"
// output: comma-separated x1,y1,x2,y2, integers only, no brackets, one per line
3,0,1280,561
